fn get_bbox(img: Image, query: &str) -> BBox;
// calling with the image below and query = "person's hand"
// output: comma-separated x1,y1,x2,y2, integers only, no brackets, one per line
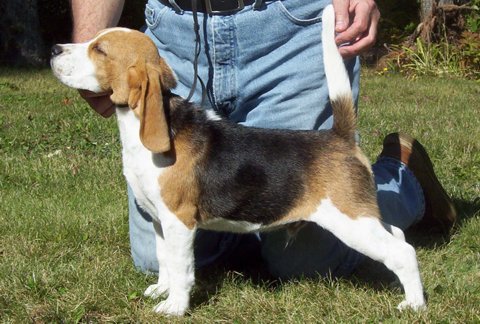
332,0,380,58
78,89,116,118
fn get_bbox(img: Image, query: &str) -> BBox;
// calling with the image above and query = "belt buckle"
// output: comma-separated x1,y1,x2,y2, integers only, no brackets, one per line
205,0,245,14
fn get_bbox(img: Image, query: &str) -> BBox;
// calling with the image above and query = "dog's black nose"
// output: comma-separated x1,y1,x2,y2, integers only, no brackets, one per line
51,45,63,57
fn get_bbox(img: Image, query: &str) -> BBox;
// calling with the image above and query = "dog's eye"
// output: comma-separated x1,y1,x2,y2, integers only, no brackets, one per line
92,44,107,56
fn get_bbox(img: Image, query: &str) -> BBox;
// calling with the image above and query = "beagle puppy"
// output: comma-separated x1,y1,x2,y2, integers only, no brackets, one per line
51,5,425,316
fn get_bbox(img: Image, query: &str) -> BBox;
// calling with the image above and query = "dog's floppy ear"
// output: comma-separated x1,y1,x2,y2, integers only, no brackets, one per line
126,59,175,153
153,58,177,91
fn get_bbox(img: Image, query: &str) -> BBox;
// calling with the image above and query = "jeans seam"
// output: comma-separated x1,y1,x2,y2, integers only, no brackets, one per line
211,16,219,110
276,1,323,26
145,3,170,29
212,15,237,114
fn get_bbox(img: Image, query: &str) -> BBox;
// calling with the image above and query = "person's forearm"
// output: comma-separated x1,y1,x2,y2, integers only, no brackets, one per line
71,0,125,42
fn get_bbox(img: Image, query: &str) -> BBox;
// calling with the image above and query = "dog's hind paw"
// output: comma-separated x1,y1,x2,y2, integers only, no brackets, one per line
153,297,188,316
144,283,169,299
397,299,427,312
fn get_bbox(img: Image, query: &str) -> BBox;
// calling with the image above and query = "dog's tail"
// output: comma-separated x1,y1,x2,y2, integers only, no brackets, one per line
322,4,356,142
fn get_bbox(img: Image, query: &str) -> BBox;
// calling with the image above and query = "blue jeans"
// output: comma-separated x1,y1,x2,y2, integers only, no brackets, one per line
128,0,425,278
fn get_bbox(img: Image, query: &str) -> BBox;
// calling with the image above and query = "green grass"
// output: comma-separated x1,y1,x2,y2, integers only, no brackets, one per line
1,68,479,322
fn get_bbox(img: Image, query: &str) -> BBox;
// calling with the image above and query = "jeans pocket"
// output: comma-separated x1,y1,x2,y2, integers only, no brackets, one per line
275,0,328,26
145,3,169,29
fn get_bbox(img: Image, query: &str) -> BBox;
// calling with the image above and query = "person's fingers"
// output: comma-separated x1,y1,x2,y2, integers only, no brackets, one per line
78,89,116,118
335,0,380,57
332,0,351,33
338,7,379,58
335,1,370,45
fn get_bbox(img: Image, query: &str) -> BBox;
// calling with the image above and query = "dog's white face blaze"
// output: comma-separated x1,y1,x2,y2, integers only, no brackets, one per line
51,41,102,92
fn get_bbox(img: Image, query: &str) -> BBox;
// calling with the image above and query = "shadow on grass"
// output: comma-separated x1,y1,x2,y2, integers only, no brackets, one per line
403,196,480,248
191,230,400,310
453,197,480,226
190,196,480,309
191,243,400,311
191,235,275,310
351,196,480,296
350,196,480,291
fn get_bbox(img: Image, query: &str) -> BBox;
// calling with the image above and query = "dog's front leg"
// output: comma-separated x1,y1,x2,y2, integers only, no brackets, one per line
151,213,196,316
144,221,170,299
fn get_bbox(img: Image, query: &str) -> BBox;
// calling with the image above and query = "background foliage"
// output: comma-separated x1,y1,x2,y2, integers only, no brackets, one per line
1,0,479,80
379,0,480,79
0,0,146,66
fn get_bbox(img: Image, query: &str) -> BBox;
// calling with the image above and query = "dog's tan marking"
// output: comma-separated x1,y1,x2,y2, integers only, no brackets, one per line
328,163,380,219
331,95,356,142
273,160,328,225
87,30,163,95
355,145,373,174
273,138,379,226
158,131,202,230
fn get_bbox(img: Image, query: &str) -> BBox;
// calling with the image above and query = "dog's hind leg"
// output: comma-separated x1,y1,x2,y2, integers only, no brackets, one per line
144,220,170,299
382,221,406,242
309,199,426,311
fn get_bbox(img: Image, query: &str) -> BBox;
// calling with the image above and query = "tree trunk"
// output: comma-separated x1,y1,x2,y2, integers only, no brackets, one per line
0,0,46,66
420,0,435,22
415,0,471,43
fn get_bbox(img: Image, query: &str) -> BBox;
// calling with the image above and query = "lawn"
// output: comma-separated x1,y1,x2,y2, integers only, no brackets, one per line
0,68,479,322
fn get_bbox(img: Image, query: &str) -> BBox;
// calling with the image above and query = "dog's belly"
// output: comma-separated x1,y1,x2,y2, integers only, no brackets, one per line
199,218,263,233
199,217,294,233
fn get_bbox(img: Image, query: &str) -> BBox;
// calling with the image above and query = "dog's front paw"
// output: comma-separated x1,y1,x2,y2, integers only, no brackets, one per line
397,299,427,312
153,296,189,316
144,283,169,299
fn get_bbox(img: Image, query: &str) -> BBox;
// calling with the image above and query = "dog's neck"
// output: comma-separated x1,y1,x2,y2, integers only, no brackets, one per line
164,92,218,138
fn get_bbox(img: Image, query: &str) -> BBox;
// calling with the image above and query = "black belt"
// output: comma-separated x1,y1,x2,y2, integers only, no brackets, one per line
159,0,258,14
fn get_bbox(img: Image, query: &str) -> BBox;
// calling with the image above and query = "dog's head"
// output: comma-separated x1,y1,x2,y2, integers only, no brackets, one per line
50,28,176,153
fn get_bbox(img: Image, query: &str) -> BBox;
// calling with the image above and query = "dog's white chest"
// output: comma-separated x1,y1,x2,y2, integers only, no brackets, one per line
116,108,166,217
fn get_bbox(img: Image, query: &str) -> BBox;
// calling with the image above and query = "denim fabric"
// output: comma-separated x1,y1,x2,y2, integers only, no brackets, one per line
373,157,425,229
127,0,425,278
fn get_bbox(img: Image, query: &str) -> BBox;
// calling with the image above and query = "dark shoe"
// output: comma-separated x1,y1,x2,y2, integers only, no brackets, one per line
379,132,457,233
